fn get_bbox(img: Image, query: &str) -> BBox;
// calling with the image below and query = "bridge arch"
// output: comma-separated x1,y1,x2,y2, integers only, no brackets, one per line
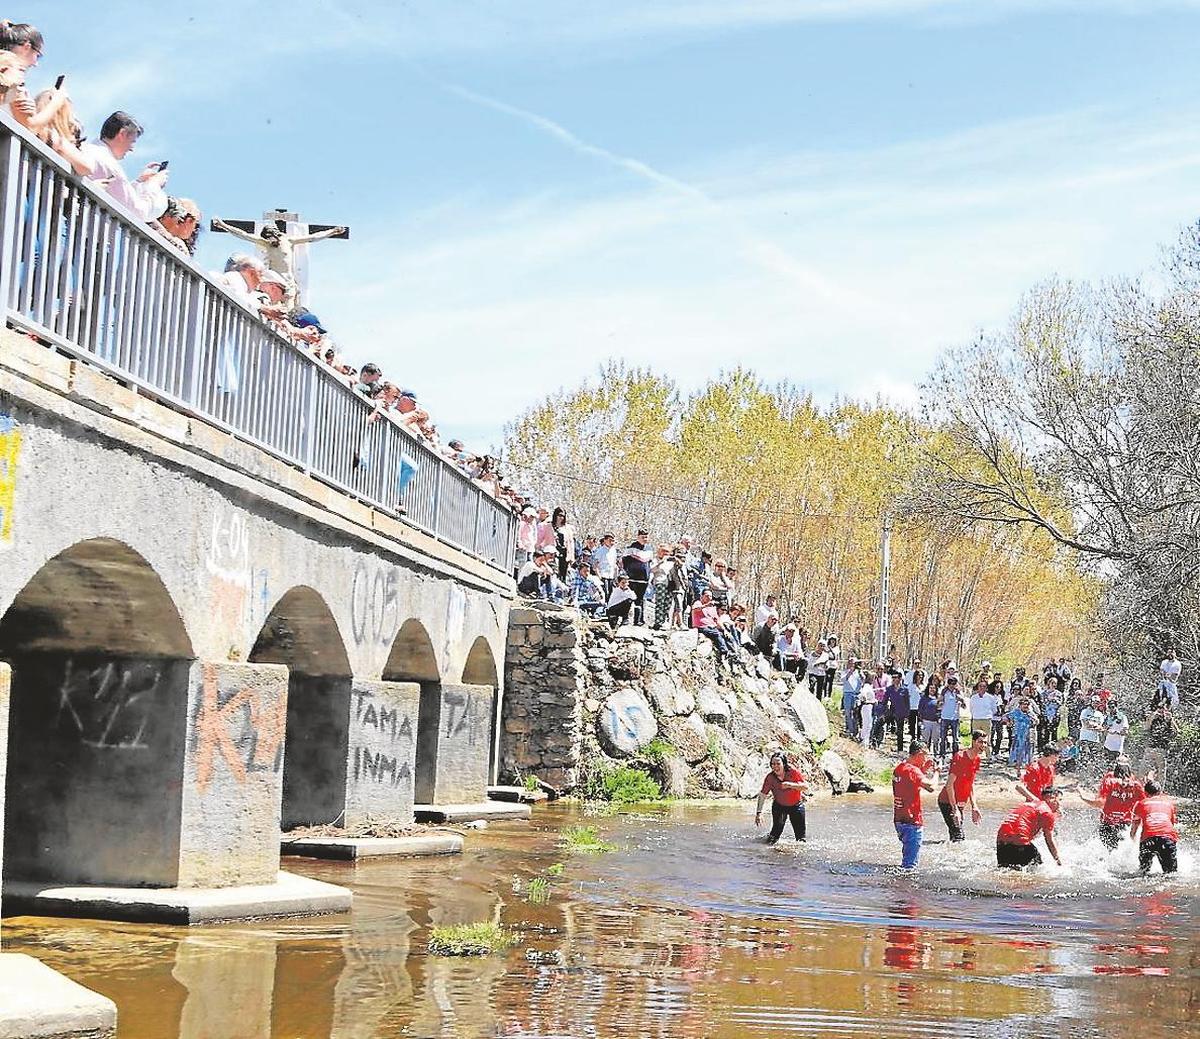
383,619,441,804
461,636,498,688
0,537,194,888
248,586,354,830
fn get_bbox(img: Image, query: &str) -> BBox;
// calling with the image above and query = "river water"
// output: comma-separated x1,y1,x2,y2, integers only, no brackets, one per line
3,797,1197,1038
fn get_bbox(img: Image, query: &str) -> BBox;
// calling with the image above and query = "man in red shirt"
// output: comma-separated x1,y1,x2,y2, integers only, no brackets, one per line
996,787,1063,869
1016,745,1059,803
755,752,809,844
893,741,938,868
1131,780,1179,875
938,729,987,842
1079,762,1145,851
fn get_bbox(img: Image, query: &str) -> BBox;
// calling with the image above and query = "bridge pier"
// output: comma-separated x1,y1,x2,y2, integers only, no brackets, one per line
0,662,118,1038
415,682,495,805
3,658,349,924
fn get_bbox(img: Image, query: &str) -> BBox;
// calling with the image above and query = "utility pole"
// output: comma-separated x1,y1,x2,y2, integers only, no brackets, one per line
877,511,892,663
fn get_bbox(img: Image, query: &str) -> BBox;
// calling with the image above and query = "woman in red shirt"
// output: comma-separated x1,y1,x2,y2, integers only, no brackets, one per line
755,752,809,843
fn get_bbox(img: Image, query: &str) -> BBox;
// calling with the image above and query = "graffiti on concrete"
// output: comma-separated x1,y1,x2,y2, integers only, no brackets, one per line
354,687,413,742
352,746,411,787
54,657,160,749
350,560,399,645
0,412,22,545
350,686,413,788
193,663,287,793
442,689,482,747
205,510,253,629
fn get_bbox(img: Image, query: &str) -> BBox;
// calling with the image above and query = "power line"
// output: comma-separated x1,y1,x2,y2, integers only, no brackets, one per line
499,457,877,523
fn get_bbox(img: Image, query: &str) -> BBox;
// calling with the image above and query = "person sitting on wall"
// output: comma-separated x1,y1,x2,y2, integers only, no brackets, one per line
570,560,606,618
606,573,638,629
517,548,553,599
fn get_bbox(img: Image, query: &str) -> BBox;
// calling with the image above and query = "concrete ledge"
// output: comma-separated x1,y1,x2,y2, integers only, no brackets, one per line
0,953,116,1039
4,871,351,925
487,785,549,803
414,802,532,823
280,832,464,861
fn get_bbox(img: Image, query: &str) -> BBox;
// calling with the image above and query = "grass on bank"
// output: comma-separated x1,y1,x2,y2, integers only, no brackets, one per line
559,825,617,853
428,921,519,957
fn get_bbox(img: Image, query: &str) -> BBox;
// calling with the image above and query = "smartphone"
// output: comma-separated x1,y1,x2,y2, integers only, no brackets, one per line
54,75,65,90
157,160,170,171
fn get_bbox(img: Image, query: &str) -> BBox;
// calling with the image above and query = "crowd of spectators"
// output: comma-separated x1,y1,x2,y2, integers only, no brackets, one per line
2,18,523,514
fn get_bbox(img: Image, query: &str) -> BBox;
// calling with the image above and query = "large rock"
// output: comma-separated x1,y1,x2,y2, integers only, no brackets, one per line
820,749,851,794
659,755,690,798
738,753,771,799
596,687,658,757
668,629,701,656
608,640,645,680
696,685,731,724
646,673,696,716
756,657,773,680
787,688,831,743
666,712,710,764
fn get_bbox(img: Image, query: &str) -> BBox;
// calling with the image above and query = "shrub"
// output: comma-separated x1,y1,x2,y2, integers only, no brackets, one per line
641,737,675,764
603,765,662,804
428,922,518,956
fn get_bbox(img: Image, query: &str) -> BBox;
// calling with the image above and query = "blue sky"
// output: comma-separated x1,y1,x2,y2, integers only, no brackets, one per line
31,1,1200,447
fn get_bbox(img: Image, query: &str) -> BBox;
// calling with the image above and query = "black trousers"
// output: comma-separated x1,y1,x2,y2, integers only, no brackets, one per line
907,709,919,740
1139,837,1178,874
939,799,965,842
627,579,649,623
767,801,806,842
606,599,632,629
1098,821,1128,851
997,841,1041,869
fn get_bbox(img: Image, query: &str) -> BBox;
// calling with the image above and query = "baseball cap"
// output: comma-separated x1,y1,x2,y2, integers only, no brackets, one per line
398,388,417,401
258,269,288,288
292,308,327,333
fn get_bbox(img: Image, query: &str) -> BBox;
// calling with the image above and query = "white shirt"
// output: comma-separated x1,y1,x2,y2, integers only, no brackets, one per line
79,141,167,221
1161,657,1182,681
969,692,997,719
1078,707,1104,743
591,544,618,579
808,650,829,676
776,632,804,659
1103,713,1129,753
754,603,778,627
213,269,259,309
607,585,636,608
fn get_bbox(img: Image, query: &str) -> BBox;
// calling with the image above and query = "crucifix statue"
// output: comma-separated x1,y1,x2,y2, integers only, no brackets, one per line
210,208,349,307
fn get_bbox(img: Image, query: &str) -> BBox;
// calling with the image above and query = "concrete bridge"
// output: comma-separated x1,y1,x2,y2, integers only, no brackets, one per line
0,111,515,1035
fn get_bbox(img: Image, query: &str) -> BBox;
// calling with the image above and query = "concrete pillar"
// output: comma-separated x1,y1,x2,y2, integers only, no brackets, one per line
177,660,289,888
2,652,190,887
0,662,119,1037
418,683,494,804
280,678,419,831
345,680,420,828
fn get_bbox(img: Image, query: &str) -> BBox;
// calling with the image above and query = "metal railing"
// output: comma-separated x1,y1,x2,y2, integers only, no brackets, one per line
0,111,515,573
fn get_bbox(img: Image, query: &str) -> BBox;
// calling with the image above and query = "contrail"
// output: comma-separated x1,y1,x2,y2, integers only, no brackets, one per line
443,82,865,308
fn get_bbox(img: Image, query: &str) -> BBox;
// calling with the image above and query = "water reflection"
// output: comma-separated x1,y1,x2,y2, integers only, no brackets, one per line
2,800,1198,1038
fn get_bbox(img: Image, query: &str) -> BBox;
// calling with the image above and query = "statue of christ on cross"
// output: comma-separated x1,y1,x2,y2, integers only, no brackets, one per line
210,208,348,307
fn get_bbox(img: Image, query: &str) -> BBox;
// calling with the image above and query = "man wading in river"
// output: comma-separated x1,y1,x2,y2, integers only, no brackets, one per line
996,787,1063,869
755,752,809,843
892,741,938,869
937,730,986,842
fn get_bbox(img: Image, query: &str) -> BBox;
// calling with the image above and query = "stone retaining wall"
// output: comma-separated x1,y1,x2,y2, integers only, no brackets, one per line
500,602,848,798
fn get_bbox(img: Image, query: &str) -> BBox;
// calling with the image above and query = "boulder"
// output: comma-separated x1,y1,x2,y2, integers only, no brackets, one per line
820,749,851,794
668,630,701,656
659,755,691,798
609,640,646,680
756,657,773,680
613,626,654,642
596,687,658,757
738,753,771,799
666,712,711,764
786,688,831,743
775,716,806,748
697,685,731,724
693,638,713,658
646,673,696,716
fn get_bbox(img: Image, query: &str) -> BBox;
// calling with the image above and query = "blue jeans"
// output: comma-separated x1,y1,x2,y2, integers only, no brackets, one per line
938,718,959,759
895,822,923,869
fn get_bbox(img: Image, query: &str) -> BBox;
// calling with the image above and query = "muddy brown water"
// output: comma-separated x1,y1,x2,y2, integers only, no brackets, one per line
3,799,1197,1038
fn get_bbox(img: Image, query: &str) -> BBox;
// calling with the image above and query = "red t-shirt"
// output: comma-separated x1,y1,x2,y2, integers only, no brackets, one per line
1098,776,1145,825
761,767,806,808
1133,795,1178,841
997,800,1056,845
938,751,981,805
893,761,926,825
1021,761,1056,801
